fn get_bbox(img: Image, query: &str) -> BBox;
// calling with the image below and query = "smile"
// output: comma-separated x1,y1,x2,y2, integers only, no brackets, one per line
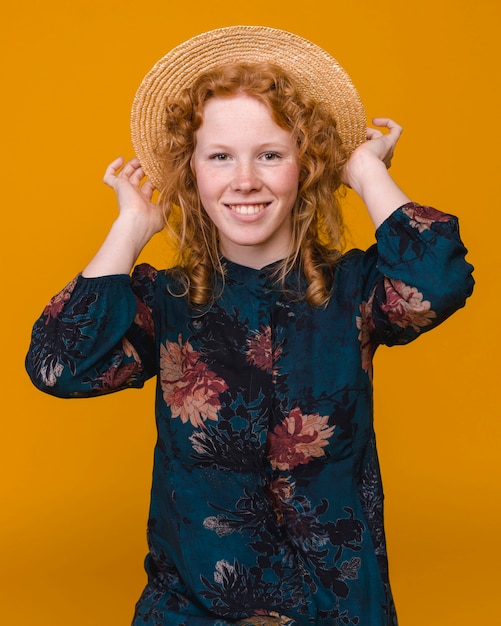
226,203,270,215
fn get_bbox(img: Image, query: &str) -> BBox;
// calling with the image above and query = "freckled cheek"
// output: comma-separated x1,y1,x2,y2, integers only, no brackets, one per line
275,165,300,202
195,169,228,202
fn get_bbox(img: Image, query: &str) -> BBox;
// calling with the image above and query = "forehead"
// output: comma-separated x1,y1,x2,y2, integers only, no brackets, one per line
202,93,269,116
197,94,291,137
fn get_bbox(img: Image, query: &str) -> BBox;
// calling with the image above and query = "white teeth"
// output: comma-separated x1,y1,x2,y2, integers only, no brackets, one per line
227,203,267,215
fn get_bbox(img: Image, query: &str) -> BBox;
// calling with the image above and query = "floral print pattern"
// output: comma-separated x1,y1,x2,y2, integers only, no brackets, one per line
160,334,228,427
357,278,437,371
401,203,452,232
42,275,79,322
246,325,282,374
381,279,436,331
356,294,376,374
238,615,295,625
266,408,335,471
25,203,474,625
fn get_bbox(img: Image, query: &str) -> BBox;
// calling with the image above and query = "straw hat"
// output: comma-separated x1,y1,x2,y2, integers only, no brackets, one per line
131,25,366,189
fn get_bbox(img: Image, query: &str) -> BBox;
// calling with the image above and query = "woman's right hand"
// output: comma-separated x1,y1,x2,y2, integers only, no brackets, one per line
82,157,166,278
104,156,166,238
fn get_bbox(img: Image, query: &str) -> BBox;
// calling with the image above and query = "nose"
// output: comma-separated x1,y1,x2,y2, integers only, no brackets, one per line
231,160,261,193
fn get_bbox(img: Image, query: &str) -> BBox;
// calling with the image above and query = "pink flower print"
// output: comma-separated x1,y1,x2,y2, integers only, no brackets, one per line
266,475,295,522
95,362,142,390
134,298,154,337
266,408,335,471
122,337,140,363
238,614,294,625
43,276,79,323
160,334,228,428
401,204,451,232
246,325,282,374
381,278,436,332
356,292,376,373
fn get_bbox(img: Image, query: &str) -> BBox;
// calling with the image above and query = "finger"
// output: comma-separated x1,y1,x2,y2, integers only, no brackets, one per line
372,118,403,136
129,165,146,186
366,128,384,140
141,180,155,200
104,156,125,175
118,157,143,179
103,156,125,187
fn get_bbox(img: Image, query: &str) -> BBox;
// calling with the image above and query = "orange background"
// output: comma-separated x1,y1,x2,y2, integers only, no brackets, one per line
1,1,499,624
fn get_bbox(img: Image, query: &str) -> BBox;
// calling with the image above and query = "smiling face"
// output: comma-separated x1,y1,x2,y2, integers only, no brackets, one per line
192,93,300,269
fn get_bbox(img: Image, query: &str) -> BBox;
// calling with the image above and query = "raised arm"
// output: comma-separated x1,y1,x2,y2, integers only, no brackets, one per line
26,157,164,397
83,157,166,277
342,118,411,228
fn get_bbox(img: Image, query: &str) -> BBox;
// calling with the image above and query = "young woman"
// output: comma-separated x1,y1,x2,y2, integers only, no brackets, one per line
26,26,474,626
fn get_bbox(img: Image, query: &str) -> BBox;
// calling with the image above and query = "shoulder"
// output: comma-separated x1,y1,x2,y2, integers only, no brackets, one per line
329,241,384,306
336,244,378,281
131,262,190,305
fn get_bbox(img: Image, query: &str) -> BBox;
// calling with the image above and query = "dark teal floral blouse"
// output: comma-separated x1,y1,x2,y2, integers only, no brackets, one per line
26,203,474,626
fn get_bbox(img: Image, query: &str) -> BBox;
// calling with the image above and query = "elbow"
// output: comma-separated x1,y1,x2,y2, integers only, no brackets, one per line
443,259,475,313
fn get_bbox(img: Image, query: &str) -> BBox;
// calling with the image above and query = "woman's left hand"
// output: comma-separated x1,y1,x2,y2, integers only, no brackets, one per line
342,118,411,229
342,118,403,189
364,117,402,167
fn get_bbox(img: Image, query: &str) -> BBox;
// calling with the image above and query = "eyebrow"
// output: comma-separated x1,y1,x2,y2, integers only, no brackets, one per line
199,142,295,151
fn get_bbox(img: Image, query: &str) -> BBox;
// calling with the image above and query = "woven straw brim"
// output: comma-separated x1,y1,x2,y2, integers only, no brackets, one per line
131,25,366,189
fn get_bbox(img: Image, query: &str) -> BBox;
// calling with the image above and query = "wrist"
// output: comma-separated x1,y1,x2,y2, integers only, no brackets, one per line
111,213,157,254
343,153,388,197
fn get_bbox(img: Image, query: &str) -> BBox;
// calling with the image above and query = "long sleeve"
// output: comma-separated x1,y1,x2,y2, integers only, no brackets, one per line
25,264,159,398
356,202,474,368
